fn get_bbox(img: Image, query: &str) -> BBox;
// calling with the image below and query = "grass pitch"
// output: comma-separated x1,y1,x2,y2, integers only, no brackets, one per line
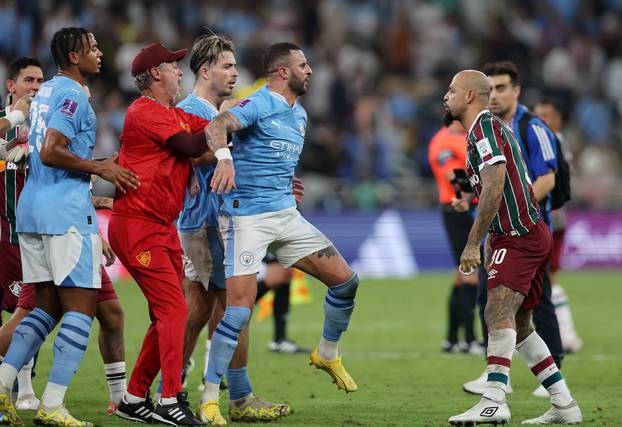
15,270,622,426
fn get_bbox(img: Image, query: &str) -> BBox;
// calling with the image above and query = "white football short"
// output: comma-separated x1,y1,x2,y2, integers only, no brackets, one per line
18,226,102,288
219,207,332,279
179,223,226,291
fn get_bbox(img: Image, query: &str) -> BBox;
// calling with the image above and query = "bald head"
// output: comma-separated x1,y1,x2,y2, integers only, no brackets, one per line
443,69,491,125
453,70,490,98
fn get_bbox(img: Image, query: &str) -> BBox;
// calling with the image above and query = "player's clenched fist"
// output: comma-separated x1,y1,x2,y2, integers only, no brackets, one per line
459,243,480,276
98,157,140,194
211,158,236,194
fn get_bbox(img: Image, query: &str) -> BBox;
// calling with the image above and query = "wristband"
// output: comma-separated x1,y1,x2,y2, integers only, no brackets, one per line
214,147,232,161
5,110,25,129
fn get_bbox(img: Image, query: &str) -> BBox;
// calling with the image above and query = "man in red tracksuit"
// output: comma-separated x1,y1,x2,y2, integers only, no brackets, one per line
109,42,222,426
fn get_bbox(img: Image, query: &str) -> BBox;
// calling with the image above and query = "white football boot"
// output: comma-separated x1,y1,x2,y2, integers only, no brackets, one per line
522,400,582,424
449,397,511,425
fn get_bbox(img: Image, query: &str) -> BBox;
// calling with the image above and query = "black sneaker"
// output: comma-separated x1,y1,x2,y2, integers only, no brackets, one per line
115,394,155,423
152,392,204,426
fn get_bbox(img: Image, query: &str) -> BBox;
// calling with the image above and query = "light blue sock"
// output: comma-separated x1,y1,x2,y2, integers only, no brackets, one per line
4,308,56,371
322,274,359,341
49,311,93,386
205,306,251,384
227,367,252,400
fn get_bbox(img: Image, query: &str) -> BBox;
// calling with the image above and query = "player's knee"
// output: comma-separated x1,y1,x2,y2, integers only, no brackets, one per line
221,306,251,332
97,301,125,331
328,273,359,299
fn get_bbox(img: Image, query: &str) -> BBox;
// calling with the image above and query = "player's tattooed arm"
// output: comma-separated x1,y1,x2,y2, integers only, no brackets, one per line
206,111,242,194
204,111,243,153
459,162,506,273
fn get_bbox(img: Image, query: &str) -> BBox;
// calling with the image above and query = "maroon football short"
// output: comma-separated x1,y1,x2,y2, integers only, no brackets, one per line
487,220,553,310
15,266,118,310
0,242,24,312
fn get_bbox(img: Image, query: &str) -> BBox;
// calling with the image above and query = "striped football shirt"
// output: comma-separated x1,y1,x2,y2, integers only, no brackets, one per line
466,110,539,236
0,107,27,245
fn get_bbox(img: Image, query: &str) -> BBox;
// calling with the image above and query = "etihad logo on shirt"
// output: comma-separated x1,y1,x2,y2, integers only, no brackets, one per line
179,122,191,133
136,250,151,267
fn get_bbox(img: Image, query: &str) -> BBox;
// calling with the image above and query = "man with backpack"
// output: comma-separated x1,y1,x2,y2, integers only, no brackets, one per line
461,61,569,398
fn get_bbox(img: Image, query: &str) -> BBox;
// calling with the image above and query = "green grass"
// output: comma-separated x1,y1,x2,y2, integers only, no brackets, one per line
14,270,622,426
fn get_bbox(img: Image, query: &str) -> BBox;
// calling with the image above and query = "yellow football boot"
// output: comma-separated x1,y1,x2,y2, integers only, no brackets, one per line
33,404,93,427
0,386,23,426
196,400,226,425
309,348,358,392
228,394,290,422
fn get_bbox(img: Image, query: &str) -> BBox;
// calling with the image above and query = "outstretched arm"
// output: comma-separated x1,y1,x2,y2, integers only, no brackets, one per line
459,162,506,274
205,111,245,194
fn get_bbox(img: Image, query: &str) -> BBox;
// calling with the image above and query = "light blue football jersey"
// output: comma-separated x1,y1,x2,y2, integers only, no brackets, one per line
176,93,220,231
223,85,307,216
16,76,98,235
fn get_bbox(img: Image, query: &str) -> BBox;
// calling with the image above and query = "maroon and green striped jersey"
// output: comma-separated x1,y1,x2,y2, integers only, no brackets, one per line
466,110,540,236
0,107,27,245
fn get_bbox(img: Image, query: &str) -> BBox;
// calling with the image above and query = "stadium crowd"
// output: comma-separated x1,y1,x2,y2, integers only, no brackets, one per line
1,0,621,210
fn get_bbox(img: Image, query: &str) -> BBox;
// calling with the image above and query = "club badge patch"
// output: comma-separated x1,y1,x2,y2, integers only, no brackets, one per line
476,137,493,162
60,99,79,117
136,250,151,267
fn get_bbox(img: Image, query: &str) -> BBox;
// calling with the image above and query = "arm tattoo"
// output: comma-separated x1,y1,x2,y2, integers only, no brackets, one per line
316,246,338,258
204,111,243,153
466,163,506,248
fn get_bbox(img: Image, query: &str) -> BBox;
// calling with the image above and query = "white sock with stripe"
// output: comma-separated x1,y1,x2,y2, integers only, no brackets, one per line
516,331,573,407
483,328,516,402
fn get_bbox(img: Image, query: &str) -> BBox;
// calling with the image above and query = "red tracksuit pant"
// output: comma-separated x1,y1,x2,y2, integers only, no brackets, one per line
108,214,187,398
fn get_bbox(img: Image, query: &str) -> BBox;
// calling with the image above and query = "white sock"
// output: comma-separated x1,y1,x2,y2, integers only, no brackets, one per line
201,381,220,403
551,284,580,345
125,392,145,403
318,337,338,360
203,339,211,380
516,331,574,407
0,362,18,390
104,361,127,405
41,382,67,408
17,357,36,399
160,396,177,405
483,329,516,402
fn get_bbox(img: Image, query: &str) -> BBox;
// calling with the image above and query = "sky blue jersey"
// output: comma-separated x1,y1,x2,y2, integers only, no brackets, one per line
17,76,98,235
176,93,220,231
223,85,307,216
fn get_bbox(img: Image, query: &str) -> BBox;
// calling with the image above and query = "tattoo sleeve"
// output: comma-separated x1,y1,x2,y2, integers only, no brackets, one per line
466,162,506,247
204,111,244,153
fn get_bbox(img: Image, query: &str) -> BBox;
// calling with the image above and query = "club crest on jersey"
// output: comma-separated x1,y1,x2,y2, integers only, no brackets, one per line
9,281,22,297
136,250,151,267
179,122,191,133
298,120,306,136
60,99,79,117
476,137,493,162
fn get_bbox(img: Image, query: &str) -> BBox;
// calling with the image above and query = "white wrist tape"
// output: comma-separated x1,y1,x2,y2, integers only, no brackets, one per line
5,110,25,129
214,147,232,161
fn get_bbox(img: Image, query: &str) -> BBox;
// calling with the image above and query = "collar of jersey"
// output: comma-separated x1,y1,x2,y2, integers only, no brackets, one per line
468,109,490,135
192,93,218,116
56,75,84,91
268,87,296,108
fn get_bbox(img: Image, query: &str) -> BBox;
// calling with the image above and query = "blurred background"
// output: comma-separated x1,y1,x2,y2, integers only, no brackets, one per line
2,0,622,275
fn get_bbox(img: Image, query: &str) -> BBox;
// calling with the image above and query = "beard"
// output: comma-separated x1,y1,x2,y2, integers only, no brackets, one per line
443,110,459,126
288,75,307,96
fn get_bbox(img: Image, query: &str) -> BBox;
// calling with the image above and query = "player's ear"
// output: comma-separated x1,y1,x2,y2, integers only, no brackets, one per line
68,51,80,65
5,79,14,95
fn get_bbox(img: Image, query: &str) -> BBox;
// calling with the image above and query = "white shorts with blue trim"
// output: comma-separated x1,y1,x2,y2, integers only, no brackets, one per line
179,223,226,291
18,226,102,288
219,207,332,279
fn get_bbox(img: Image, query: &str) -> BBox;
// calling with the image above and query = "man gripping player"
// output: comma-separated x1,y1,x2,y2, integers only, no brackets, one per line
444,70,581,425
199,42,360,424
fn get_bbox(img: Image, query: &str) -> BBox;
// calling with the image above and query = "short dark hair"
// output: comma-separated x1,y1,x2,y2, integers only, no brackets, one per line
8,57,43,81
535,96,568,121
483,61,519,86
263,42,301,75
50,27,92,69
